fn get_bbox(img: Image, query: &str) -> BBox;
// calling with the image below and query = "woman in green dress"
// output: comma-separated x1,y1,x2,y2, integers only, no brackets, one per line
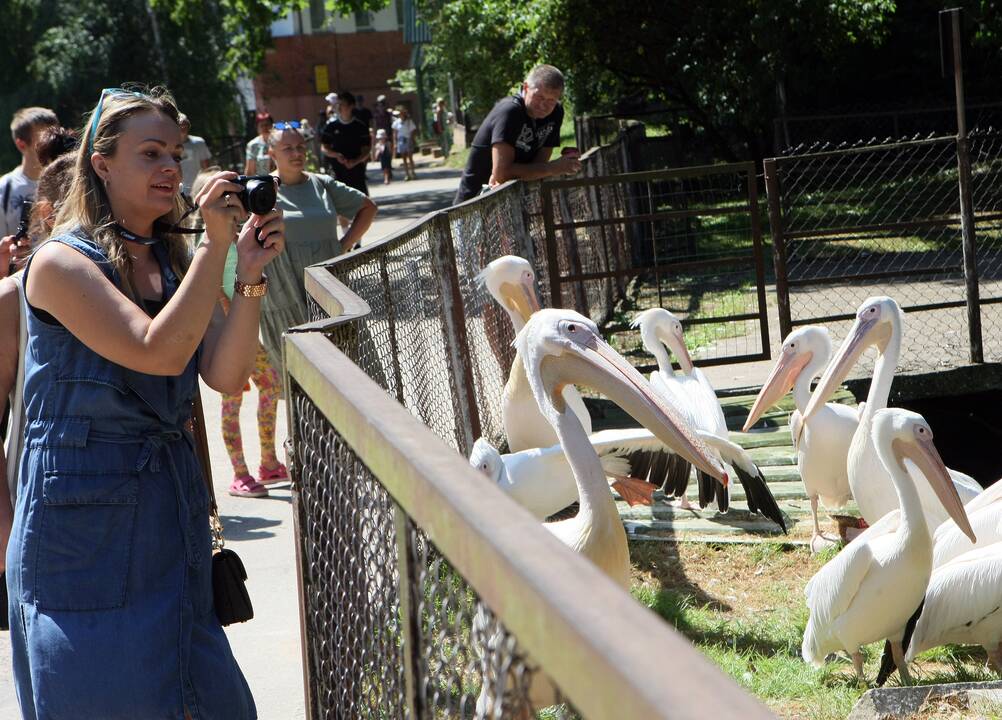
259,124,377,376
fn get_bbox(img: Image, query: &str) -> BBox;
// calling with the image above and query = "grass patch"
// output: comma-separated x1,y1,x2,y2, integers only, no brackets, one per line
629,541,999,719
445,145,470,170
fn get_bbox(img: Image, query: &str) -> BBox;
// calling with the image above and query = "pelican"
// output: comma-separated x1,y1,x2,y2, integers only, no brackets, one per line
804,297,981,527
632,308,786,531
743,326,858,547
474,308,727,716
478,256,653,505
469,436,632,520
477,255,592,449
874,481,1002,685
905,543,1002,673
802,408,976,685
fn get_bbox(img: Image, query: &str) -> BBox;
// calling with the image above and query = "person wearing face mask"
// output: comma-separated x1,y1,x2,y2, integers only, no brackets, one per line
6,85,285,720
453,64,581,204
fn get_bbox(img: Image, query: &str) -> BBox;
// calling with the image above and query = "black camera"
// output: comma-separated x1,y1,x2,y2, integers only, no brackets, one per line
233,175,280,215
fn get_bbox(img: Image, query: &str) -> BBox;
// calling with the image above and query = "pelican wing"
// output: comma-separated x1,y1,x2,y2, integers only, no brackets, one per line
908,544,1002,660
588,428,691,495
933,483,1002,567
696,431,787,533
691,367,729,439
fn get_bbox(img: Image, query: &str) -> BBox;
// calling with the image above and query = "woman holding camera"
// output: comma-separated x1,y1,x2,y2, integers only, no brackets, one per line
7,86,284,719
259,123,376,376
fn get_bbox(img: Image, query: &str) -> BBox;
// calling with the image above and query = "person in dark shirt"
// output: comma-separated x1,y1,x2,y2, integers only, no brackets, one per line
320,90,371,195
353,95,373,129
454,64,581,204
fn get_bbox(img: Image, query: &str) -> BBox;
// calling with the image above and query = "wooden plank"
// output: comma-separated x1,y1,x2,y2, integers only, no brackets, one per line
728,427,792,448
747,446,797,466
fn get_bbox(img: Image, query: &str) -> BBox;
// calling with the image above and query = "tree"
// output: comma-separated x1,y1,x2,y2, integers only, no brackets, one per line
0,0,387,168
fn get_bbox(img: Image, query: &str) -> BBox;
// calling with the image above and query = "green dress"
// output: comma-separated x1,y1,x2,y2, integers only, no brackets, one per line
259,172,367,374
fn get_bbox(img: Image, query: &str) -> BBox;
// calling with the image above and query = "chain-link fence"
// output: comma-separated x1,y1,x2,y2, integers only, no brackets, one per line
285,333,772,720
773,101,1002,154
543,161,771,370
765,128,1002,377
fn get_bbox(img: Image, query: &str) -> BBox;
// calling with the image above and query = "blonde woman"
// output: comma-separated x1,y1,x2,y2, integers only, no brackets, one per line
7,86,284,719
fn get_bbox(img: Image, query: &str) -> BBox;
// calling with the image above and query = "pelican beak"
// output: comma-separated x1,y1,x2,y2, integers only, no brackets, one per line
803,316,877,421
500,280,540,324
894,436,976,543
743,350,812,432
542,334,728,485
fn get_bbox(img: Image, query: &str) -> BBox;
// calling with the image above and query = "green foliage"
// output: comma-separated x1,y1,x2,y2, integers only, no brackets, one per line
0,0,385,169
389,68,418,95
417,1,1002,161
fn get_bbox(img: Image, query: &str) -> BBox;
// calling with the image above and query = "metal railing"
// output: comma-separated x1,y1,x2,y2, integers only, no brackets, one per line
284,285,775,720
281,127,780,717
765,129,1002,376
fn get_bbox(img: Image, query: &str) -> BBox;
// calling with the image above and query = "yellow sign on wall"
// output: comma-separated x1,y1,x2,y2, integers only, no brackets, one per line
314,65,330,95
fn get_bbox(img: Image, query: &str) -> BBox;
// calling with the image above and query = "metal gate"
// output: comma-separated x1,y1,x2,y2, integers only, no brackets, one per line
541,161,771,369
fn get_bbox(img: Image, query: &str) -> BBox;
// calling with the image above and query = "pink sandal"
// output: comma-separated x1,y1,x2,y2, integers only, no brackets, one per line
258,463,289,486
229,474,269,498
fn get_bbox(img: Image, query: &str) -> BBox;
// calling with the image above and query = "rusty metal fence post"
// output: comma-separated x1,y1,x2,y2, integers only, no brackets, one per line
763,158,793,340
430,212,483,453
949,8,984,363
747,167,771,356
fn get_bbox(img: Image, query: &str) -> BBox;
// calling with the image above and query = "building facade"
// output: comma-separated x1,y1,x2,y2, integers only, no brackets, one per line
254,2,417,128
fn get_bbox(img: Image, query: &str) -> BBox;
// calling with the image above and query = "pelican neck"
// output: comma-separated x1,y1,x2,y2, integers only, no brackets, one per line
793,351,828,413
865,316,902,417
551,404,617,522
876,438,929,542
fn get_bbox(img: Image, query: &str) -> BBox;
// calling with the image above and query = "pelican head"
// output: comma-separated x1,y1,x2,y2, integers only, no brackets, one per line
630,307,693,373
469,437,508,486
743,326,832,431
803,296,901,421
477,255,541,332
517,308,726,483
873,408,976,543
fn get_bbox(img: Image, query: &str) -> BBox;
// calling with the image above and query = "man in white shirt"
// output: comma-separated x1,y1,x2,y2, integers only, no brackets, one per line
178,113,212,195
0,107,58,238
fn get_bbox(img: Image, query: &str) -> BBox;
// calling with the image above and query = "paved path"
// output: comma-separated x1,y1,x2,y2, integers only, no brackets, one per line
0,155,462,718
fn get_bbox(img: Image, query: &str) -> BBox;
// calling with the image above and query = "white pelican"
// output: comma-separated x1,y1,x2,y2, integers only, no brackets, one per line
477,255,593,449
474,308,727,716
632,308,786,531
804,297,981,527
478,256,652,505
469,436,632,520
743,326,858,547
874,481,1002,684
802,408,976,684
905,542,1002,673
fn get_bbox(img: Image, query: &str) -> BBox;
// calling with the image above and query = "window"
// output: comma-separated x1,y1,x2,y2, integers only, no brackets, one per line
395,0,404,30
355,10,373,32
309,0,325,30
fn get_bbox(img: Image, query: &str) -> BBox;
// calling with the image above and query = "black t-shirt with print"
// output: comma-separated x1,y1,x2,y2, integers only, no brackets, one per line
455,95,563,203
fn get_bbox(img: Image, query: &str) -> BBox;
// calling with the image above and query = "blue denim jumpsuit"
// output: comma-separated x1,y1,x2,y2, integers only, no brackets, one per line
6,233,256,720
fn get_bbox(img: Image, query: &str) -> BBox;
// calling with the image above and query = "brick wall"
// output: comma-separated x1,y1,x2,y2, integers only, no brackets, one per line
254,31,417,126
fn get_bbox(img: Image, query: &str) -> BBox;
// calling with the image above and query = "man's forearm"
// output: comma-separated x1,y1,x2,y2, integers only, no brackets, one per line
494,160,563,183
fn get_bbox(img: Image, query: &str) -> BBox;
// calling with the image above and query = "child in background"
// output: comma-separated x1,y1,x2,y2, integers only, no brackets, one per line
374,128,392,185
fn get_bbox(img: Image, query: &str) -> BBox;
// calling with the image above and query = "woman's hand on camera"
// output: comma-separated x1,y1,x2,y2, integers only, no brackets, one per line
192,171,247,245
234,208,285,283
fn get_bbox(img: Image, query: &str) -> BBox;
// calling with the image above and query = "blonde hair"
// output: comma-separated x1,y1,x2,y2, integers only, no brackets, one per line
51,86,193,301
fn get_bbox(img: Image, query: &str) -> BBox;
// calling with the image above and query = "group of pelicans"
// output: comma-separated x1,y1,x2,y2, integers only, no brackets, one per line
466,255,1002,703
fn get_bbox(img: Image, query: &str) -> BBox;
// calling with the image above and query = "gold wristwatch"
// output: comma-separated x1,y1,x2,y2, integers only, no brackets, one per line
234,274,268,298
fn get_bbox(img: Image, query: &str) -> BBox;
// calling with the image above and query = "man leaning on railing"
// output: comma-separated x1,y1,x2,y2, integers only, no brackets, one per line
453,64,582,204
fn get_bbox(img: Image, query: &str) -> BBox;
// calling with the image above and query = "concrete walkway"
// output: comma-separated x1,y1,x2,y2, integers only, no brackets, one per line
0,155,462,718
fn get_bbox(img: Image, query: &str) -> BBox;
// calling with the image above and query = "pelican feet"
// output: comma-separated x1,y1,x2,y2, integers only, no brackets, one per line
890,641,913,686
610,475,655,507
671,494,695,511
852,651,869,687
809,533,841,555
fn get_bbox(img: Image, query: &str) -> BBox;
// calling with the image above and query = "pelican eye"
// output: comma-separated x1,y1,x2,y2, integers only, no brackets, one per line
567,323,578,332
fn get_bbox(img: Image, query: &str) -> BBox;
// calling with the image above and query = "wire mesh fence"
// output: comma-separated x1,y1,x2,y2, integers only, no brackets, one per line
766,128,1002,377
285,336,771,720
543,162,770,371
773,101,1002,154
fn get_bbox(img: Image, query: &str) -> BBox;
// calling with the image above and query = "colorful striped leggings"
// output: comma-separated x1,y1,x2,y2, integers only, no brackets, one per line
221,345,281,477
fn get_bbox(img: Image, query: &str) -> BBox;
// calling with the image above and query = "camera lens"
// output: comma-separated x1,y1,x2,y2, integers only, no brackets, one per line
245,179,277,215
